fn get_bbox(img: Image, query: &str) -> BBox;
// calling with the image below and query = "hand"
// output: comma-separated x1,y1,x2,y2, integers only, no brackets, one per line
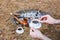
39,15,56,24
29,28,43,39
29,28,51,40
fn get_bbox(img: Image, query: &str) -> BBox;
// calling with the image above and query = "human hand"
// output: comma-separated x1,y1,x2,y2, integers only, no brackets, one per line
29,28,51,40
29,28,43,39
39,15,56,24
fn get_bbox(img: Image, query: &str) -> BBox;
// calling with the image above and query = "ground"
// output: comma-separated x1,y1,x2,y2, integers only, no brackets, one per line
0,0,60,40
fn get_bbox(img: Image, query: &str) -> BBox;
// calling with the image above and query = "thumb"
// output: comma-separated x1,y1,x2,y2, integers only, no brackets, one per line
39,15,48,21
39,20,47,23
30,27,36,32
29,28,35,36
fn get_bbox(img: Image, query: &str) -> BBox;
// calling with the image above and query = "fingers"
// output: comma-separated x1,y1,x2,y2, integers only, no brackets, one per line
39,15,49,23
39,20,47,23
30,27,35,32
41,17,47,21
40,15,48,20
30,28,35,36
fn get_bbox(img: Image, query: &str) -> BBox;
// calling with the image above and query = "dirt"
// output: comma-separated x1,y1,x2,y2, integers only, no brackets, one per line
0,0,60,40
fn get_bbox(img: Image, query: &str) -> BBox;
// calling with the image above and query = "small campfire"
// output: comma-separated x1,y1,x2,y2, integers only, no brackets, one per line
11,9,48,34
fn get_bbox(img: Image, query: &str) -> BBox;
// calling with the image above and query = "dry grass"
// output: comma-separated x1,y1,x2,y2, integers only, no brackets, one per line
0,0,60,40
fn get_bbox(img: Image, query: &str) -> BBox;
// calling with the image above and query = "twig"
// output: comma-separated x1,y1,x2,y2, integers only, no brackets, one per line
14,16,27,25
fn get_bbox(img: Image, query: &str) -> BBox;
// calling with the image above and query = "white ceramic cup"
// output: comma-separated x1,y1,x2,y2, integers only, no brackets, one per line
16,27,24,34
29,19,42,29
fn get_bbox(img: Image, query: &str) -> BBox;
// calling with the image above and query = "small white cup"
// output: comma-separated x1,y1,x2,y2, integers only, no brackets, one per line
16,27,24,34
29,19,42,29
